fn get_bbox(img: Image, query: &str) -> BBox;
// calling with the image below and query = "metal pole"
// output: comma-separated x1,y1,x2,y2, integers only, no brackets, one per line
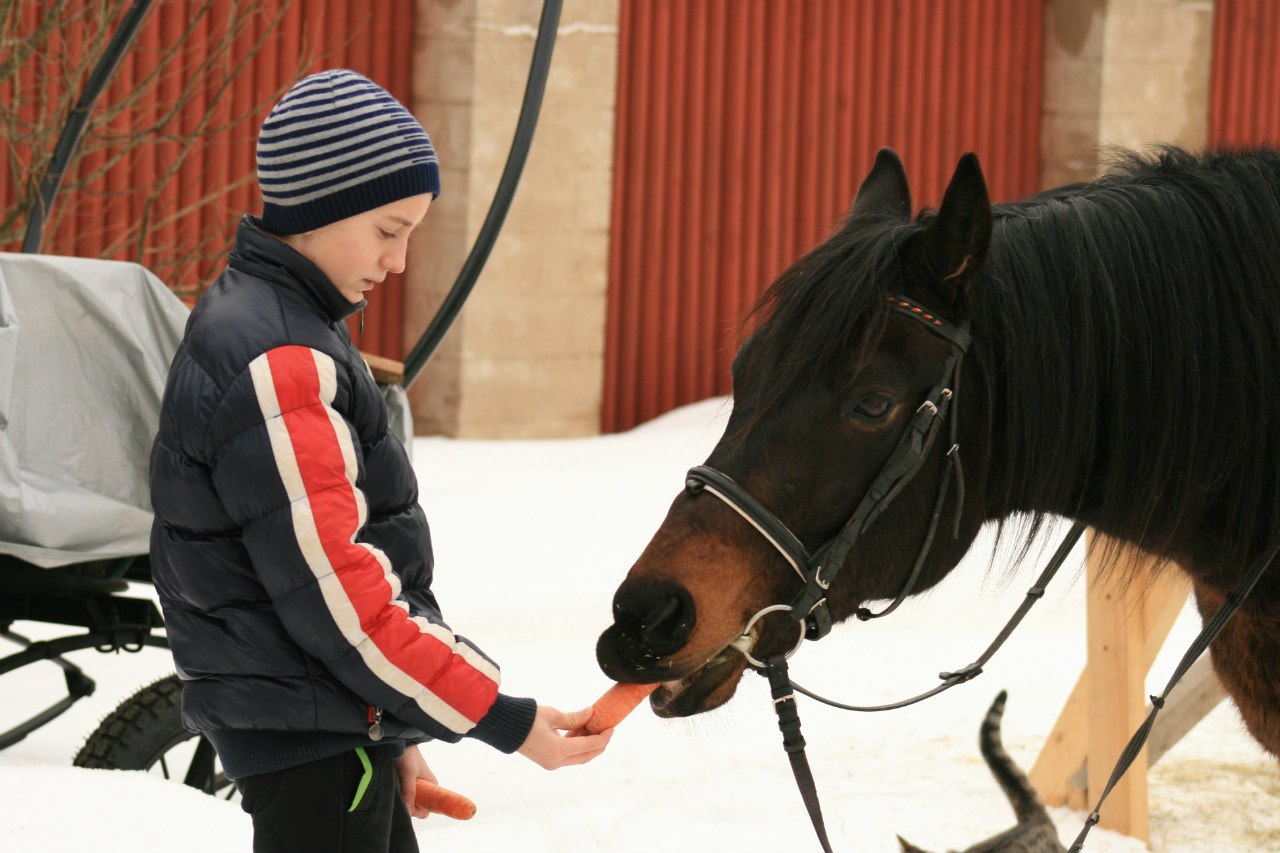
401,0,563,388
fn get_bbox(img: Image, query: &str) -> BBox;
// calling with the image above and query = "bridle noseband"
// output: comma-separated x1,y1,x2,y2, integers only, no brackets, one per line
685,294,972,661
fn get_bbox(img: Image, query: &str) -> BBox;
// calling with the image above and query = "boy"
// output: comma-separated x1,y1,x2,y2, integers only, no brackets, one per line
149,69,610,853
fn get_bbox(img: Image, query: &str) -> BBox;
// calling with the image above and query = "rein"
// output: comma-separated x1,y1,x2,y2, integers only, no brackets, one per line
681,293,1273,852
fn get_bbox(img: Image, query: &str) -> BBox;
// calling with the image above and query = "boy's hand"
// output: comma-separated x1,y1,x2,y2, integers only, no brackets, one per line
395,743,438,818
516,705,612,769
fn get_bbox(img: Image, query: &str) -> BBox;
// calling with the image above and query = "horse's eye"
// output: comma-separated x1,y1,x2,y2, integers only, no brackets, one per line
849,394,893,420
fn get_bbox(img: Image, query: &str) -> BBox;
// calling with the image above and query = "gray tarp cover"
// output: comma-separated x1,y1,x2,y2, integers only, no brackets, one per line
0,253,189,567
0,253,415,569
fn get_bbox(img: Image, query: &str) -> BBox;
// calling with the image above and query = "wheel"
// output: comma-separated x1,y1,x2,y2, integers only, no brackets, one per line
73,674,236,800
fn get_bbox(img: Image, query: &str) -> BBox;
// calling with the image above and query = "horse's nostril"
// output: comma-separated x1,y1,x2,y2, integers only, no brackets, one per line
612,580,695,658
641,596,682,641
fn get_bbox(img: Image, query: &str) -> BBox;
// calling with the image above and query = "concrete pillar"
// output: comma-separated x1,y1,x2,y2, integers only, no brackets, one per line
406,0,619,437
1042,0,1214,187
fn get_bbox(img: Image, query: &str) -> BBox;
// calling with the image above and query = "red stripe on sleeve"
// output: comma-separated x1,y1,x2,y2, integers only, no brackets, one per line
264,346,495,724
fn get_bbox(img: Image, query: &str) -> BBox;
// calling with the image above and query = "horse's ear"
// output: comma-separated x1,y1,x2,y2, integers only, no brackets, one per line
851,148,912,222
918,153,991,305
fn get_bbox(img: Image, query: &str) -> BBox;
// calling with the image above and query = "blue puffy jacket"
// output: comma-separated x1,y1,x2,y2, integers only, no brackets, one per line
149,216,534,754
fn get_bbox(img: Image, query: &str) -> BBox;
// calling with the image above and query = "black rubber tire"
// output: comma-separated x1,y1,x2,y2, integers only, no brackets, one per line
73,674,235,799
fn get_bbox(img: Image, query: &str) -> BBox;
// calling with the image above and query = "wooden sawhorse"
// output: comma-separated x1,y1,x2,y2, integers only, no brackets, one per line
1028,533,1226,844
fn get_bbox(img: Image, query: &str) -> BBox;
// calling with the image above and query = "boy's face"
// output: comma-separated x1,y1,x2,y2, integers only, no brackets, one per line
282,194,433,304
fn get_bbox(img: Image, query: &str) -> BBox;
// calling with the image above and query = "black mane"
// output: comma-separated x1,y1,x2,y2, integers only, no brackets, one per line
744,213,911,416
751,146,1280,570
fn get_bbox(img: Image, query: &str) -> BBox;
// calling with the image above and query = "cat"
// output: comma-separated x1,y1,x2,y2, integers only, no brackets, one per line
897,691,1066,853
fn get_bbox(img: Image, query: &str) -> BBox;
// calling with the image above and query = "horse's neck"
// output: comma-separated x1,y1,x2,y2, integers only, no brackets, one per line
965,217,1132,526
969,159,1280,567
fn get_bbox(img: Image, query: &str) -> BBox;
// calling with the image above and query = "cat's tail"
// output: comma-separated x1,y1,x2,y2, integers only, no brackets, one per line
980,690,1053,826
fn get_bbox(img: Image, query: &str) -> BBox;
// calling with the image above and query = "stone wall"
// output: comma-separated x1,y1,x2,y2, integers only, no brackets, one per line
1042,0,1214,186
406,0,618,438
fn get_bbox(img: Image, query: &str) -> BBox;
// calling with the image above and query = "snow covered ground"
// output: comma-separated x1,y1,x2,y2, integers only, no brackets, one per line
1,398,1276,852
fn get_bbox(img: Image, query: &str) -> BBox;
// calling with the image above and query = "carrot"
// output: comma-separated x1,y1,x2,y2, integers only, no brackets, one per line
414,779,477,820
568,681,658,737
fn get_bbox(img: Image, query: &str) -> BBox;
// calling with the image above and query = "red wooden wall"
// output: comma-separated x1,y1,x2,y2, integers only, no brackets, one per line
0,0,414,358
603,0,1045,433
1209,0,1280,147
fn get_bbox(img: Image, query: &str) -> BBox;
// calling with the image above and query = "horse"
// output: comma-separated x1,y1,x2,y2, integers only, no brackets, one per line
594,144,1280,759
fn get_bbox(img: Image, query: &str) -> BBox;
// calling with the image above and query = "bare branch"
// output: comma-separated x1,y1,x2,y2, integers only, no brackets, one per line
2,0,311,277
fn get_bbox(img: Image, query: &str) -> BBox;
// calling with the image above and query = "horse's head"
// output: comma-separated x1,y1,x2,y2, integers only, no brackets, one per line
596,150,996,716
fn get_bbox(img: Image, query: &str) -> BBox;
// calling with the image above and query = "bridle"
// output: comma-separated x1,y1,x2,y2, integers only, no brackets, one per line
680,293,995,852
678,292,1274,852
685,294,972,657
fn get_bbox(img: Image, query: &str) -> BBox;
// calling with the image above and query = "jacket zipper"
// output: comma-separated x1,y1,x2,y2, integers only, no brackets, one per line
367,704,384,741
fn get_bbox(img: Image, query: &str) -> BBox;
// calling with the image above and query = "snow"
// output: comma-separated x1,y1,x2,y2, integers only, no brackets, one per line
2,398,1276,852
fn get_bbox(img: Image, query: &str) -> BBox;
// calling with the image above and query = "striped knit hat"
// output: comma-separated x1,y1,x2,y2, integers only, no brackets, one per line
257,69,440,235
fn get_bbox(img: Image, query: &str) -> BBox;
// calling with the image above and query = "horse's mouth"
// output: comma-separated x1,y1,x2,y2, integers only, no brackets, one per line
650,643,751,717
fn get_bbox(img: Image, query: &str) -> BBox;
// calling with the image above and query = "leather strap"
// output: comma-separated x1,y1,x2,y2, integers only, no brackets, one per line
765,655,833,853
791,522,1084,713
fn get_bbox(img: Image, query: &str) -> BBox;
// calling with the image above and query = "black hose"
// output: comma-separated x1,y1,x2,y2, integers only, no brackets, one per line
22,0,155,253
401,0,563,388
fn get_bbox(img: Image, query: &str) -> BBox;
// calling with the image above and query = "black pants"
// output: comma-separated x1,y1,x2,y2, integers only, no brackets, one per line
236,747,418,853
